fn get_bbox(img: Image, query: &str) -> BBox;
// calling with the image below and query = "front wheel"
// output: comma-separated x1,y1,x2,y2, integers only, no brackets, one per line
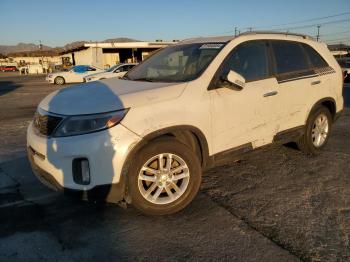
54,76,65,85
128,138,202,215
297,106,332,154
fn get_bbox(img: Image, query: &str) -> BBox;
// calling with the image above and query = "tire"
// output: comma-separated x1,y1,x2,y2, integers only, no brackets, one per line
297,106,332,154
127,138,202,215
54,76,65,85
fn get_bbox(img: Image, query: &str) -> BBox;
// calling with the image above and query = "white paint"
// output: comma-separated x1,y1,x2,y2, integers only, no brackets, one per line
27,33,344,196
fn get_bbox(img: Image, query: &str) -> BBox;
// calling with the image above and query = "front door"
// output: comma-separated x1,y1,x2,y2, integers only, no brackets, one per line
209,40,280,154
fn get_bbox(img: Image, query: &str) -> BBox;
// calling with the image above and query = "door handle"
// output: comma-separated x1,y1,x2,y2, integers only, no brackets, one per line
263,91,278,97
311,80,321,85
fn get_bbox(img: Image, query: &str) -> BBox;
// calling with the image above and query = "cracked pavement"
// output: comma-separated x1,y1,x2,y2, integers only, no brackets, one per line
0,72,349,261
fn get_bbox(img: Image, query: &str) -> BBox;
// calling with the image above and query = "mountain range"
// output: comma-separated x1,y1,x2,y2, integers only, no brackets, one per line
0,38,140,55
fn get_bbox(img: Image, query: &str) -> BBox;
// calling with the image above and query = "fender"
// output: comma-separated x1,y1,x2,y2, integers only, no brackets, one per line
119,125,210,200
305,97,336,123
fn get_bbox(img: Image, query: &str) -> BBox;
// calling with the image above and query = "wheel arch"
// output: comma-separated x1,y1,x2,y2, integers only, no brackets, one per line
123,125,209,170
119,125,210,202
306,97,337,122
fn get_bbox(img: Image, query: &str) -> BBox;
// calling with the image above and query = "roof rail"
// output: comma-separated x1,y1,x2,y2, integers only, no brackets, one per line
238,31,315,40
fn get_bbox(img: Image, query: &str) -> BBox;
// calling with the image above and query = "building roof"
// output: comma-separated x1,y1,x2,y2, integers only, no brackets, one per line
7,50,60,58
59,45,89,55
84,41,174,49
59,41,176,55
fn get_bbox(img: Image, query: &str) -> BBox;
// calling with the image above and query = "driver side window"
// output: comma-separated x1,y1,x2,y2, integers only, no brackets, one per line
220,41,270,83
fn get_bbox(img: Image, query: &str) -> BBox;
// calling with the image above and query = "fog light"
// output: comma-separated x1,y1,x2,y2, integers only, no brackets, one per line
72,158,90,185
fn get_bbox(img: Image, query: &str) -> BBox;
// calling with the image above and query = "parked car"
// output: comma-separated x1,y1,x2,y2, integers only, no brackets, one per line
84,63,137,82
28,32,344,215
337,58,350,82
0,65,17,72
46,65,103,85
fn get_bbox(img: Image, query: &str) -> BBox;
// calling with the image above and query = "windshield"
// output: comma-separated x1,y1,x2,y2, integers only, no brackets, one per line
126,43,225,82
106,64,121,72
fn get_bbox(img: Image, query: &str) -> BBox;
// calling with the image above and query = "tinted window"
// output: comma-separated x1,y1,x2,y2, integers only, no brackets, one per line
302,44,328,68
271,41,309,75
73,65,89,73
221,41,269,82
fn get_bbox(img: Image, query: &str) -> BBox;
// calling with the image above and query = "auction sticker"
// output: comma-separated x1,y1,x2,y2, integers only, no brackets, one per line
199,43,224,49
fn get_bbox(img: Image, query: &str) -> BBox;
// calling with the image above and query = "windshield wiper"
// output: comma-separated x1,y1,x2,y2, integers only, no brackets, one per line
131,77,156,82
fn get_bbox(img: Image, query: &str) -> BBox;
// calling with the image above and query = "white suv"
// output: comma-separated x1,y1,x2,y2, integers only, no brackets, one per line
27,32,344,215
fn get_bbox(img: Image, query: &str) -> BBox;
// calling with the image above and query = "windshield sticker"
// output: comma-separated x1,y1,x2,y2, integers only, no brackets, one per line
199,43,224,49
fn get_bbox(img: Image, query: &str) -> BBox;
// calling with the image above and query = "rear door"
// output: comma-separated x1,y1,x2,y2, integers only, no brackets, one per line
270,40,319,132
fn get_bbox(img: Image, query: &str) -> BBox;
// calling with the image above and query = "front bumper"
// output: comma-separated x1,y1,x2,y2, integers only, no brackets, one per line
27,122,141,200
46,76,54,83
28,146,63,191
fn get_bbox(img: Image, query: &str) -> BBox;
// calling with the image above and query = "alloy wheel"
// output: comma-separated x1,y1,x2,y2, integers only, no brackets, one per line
311,113,329,147
137,153,190,205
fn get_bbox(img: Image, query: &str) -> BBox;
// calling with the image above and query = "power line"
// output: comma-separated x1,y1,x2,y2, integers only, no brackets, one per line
325,36,350,43
254,11,350,29
321,30,350,36
270,18,350,31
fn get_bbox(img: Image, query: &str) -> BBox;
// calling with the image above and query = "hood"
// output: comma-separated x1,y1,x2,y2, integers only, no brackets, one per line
39,78,186,115
85,71,112,79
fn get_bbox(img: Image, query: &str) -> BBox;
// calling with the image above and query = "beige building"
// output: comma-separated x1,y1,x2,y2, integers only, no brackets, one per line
60,41,175,69
11,55,61,66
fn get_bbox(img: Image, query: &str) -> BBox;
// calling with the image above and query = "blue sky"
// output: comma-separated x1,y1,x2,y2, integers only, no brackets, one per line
1,0,349,46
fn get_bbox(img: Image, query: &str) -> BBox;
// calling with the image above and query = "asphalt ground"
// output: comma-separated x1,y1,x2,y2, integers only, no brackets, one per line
0,72,349,261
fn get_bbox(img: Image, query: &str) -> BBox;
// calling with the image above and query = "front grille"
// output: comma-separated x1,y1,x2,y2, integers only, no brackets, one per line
33,111,63,136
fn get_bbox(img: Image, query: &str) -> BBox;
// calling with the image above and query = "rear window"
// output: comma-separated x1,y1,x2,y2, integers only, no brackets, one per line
302,44,328,69
271,41,309,75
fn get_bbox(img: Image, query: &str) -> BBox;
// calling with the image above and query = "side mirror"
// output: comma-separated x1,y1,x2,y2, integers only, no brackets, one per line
220,70,245,91
114,69,121,73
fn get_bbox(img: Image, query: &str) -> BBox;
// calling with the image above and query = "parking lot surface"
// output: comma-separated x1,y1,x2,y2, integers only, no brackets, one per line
1,72,349,261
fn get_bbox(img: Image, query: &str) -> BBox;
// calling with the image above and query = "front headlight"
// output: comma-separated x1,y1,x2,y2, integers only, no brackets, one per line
53,109,129,137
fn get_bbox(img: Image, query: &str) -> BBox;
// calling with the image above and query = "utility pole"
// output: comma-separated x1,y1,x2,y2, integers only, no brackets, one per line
39,40,44,74
234,27,238,37
248,27,253,32
316,25,321,42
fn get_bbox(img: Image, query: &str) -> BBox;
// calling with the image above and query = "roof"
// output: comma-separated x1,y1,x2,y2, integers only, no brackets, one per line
239,31,315,40
180,31,316,44
180,36,234,44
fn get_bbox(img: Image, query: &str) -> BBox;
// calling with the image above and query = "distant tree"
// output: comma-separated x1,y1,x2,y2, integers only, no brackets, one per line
0,53,7,59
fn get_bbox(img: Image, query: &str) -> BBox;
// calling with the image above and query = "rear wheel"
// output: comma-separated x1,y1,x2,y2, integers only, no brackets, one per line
297,106,332,154
128,138,202,215
54,76,65,85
